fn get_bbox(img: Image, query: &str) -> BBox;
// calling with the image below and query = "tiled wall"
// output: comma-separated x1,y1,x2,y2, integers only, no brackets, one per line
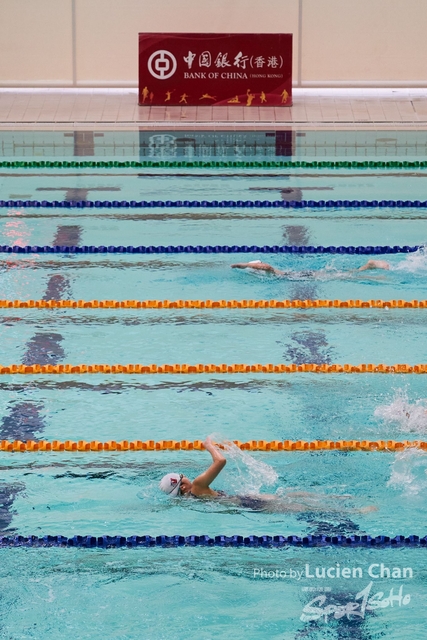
1,0,426,87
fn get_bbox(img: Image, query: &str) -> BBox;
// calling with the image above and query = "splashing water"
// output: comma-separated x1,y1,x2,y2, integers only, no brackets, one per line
388,448,427,496
210,433,278,494
393,245,427,273
314,261,351,281
374,388,427,433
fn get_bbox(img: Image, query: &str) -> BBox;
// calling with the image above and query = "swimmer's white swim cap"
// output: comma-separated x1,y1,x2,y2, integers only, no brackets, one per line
159,473,182,497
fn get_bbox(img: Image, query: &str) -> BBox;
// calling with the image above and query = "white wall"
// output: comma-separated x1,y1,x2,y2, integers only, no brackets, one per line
0,0,426,87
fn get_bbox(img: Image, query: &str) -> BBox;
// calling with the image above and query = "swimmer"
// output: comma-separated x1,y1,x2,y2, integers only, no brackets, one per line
231,259,390,277
159,437,377,513
159,436,227,499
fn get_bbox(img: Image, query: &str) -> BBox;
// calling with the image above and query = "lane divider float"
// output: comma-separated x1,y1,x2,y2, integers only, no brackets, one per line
0,363,425,374
0,299,425,309
0,534,425,548
0,199,427,210
0,243,421,254
1,439,426,452
1,159,426,169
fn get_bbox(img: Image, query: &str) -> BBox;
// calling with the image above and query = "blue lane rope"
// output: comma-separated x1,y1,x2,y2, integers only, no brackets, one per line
0,244,419,254
0,534,425,548
1,199,427,210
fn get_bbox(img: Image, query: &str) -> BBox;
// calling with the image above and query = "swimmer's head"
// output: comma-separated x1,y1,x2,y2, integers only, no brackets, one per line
159,473,183,496
159,473,191,496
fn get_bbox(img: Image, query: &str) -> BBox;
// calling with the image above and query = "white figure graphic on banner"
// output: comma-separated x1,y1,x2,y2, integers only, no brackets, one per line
199,51,212,67
268,56,280,69
215,53,231,68
184,51,196,69
234,51,249,69
147,50,177,80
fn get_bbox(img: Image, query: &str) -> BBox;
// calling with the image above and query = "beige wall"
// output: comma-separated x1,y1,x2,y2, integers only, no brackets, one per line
0,0,73,85
0,0,426,87
74,0,299,85
302,0,427,85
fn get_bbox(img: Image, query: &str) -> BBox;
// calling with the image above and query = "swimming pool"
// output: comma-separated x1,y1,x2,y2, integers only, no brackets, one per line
1,131,427,639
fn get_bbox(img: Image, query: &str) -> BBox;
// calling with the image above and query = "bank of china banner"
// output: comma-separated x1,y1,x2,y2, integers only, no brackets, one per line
139,33,292,107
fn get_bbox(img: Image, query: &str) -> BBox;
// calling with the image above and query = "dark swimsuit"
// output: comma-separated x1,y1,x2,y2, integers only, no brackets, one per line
189,490,265,510
189,489,227,499
236,496,266,510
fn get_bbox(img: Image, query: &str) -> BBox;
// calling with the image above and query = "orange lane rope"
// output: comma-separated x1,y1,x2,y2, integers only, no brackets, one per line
0,299,425,309
0,363,425,374
0,439,425,452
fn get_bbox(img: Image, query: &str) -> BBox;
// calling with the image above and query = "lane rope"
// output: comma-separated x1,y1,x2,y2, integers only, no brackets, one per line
1,199,427,210
0,243,421,254
0,363,425,374
1,439,426,452
0,534,424,548
1,299,425,309
1,160,426,169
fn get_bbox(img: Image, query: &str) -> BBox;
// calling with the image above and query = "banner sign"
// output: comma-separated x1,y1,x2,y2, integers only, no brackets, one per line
139,33,292,107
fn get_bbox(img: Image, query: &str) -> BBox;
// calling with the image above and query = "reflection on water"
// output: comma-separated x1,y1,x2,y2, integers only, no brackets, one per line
0,225,79,534
42,274,72,300
0,483,24,534
0,401,45,441
22,332,65,366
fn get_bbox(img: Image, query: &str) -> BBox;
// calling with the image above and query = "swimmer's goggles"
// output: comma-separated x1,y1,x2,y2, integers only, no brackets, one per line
176,473,184,496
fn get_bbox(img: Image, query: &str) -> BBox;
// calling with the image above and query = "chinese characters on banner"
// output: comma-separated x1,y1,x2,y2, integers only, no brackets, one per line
139,33,292,106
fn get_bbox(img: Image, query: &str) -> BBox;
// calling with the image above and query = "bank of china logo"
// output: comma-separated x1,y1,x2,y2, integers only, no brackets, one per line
148,50,177,80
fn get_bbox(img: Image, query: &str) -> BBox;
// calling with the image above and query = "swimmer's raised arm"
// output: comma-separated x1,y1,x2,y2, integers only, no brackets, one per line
231,261,284,276
192,437,226,492
231,261,274,271
357,259,390,271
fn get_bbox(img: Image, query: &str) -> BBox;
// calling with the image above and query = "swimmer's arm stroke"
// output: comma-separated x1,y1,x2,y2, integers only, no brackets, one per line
191,437,226,490
231,262,274,272
231,262,284,276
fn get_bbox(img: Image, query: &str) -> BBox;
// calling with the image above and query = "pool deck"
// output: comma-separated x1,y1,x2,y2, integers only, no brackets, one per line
0,88,426,130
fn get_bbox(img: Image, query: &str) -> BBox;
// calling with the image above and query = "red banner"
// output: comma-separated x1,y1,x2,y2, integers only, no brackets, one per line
139,33,292,107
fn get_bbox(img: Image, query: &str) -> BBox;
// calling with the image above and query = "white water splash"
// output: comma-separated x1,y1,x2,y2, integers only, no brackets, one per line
374,388,427,433
210,433,278,494
388,448,427,496
314,264,350,281
322,248,427,279
393,245,427,273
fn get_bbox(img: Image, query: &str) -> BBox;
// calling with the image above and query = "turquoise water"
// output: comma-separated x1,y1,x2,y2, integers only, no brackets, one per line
2,136,427,638
1,209,427,247
0,308,427,363
2,252,427,302
1,547,425,639
1,169,427,203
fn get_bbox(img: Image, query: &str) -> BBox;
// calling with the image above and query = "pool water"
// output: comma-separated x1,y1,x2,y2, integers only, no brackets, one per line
1,133,427,639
